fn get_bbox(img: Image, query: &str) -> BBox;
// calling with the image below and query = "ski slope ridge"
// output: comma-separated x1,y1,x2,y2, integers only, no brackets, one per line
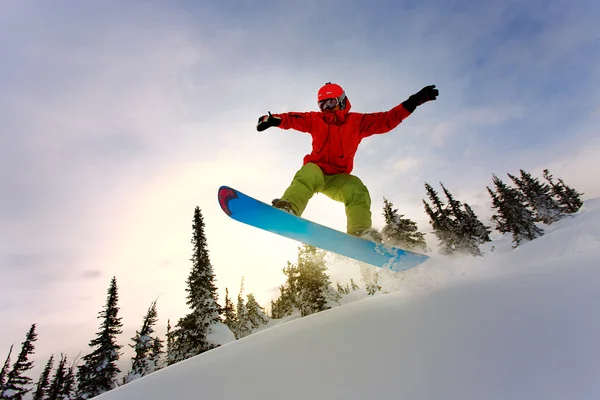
100,198,600,400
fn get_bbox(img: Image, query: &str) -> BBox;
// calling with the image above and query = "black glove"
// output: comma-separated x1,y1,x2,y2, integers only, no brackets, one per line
402,85,439,113
256,112,282,132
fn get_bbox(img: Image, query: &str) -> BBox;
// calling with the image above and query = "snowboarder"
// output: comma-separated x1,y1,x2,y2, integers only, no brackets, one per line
256,82,439,240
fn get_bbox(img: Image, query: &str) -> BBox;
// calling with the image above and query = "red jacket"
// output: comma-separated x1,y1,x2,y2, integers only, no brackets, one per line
275,98,412,175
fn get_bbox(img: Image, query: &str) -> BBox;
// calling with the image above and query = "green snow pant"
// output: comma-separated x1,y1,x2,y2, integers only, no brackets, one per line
280,162,372,236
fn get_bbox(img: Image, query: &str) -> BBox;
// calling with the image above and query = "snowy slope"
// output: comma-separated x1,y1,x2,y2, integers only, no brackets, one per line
99,199,600,400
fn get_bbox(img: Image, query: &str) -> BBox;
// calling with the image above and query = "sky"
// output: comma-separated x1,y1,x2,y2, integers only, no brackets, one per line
1,0,599,380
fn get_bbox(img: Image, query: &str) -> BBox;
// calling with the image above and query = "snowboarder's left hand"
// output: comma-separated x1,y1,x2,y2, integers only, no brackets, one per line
256,112,282,132
402,85,439,113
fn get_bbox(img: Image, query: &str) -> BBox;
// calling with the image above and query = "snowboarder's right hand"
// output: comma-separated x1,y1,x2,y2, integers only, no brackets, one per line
256,112,282,132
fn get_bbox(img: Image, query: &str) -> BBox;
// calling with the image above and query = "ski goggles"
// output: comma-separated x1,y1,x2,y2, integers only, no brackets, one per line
318,94,345,111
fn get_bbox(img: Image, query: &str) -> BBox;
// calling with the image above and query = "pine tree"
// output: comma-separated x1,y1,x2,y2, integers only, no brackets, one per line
170,206,231,362
350,278,360,291
270,285,294,319
487,174,544,247
361,264,382,296
0,345,13,393
441,184,492,256
270,262,300,319
222,288,238,334
423,182,490,256
281,262,299,306
440,184,465,223
148,336,163,373
461,203,492,247
62,360,76,400
294,245,336,316
270,245,338,317
45,356,65,400
76,276,123,399
509,169,563,224
31,355,53,400
560,181,584,213
336,282,349,295
46,354,74,400
381,197,427,252
234,279,253,339
1,324,37,400
269,300,277,319
125,299,164,383
165,320,176,366
543,169,584,214
246,293,269,330
423,183,456,255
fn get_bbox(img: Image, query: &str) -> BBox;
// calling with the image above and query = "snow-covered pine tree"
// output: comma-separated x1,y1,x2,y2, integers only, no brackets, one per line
221,288,238,335
487,174,543,247
170,206,232,362
542,169,584,214
440,184,491,256
269,300,277,319
509,169,563,224
336,280,358,295
423,182,456,255
234,279,253,339
381,197,427,252
0,345,12,393
76,276,123,399
294,245,338,316
282,262,299,306
423,182,491,256
269,262,300,319
336,282,349,295
273,245,337,315
358,262,382,296
31,355,53,400
270,285,294,319
1,324,37,400
246,293,269,330
462,203,492,247
560,182,584,212
363,269,382,296
125,299,164,383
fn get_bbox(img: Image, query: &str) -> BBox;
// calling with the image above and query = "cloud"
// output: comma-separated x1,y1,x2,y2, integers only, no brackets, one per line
392,157,422,173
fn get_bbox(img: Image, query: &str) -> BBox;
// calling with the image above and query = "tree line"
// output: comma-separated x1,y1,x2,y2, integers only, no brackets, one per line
422,168,582,254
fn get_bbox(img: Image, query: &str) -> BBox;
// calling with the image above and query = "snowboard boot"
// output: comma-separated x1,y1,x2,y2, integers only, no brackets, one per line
271,198,298,216
356,228,384,244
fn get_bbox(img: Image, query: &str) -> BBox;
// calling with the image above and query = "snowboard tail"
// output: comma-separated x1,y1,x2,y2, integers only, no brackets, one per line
218,186,429,271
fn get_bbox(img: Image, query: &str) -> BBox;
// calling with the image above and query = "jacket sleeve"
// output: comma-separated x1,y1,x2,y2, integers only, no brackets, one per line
274,112,314,134
358,103,412,138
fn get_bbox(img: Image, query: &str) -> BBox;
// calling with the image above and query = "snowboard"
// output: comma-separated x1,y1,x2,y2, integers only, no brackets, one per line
217,186,429,272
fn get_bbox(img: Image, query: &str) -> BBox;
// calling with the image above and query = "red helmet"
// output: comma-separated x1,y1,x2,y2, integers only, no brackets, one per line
317,82,347,111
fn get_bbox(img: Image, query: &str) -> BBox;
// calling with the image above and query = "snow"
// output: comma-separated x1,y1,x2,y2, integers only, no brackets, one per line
98,198,600,400
205,321,236,347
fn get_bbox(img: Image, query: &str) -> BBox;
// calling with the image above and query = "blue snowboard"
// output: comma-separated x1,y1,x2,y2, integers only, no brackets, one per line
218,186,429,272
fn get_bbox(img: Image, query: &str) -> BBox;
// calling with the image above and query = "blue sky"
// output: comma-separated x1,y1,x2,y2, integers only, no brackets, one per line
1,0,599,375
